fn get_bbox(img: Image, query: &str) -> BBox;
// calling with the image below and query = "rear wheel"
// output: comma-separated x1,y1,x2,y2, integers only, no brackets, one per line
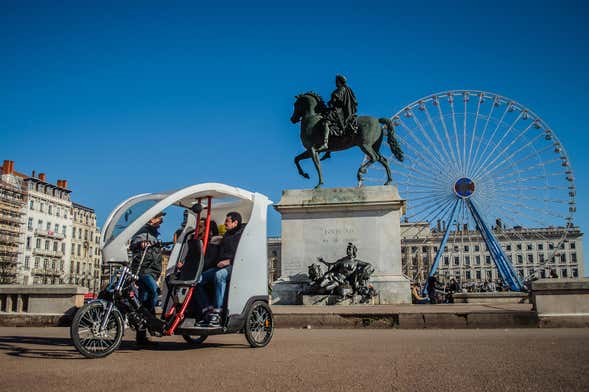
244,301,273,348
182,334,208,346
70,301,124,359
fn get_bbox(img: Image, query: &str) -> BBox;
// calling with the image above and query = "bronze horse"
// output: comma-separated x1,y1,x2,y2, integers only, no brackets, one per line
290,92,403,188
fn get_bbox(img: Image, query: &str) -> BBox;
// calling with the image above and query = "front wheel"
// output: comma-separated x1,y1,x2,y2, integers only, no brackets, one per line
70,301,124,359
244,301,274,348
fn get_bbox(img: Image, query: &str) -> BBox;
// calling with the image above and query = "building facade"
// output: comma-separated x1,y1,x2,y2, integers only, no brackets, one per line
266,225,585,284
70,203,102,293
400,222,584,284
0,161,26,284
1,160,102,291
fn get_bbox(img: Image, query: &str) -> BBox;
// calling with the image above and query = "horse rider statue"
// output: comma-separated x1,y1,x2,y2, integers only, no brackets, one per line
318,74,359,151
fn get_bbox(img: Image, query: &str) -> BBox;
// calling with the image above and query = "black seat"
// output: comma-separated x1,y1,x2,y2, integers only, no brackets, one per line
168,238,204,287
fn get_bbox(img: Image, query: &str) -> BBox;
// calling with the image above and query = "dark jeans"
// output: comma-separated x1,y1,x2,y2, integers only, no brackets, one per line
137,274,159,313
196,265,232,310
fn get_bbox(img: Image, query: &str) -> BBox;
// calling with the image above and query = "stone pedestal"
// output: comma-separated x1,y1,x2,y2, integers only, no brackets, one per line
272,186,410,304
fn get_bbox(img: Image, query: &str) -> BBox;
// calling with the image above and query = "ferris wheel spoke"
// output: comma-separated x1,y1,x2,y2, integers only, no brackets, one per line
470,98,511,176
401,198,455,239
495,196,568,221
422,105,456,169
448,94,465,173
397,158,454,185
470,97,497,174
473,109,520,177
397,119,455,175
489,157,561,184
396,171,449,190
412,108,461,174
465,93,483,175
471,116,531,179
406,193,455,214
434,96,461,170
498,172,562,186
405,195,455,221
477,137,552,181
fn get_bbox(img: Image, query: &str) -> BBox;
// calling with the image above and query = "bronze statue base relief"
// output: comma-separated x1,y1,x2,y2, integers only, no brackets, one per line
272,186,411,305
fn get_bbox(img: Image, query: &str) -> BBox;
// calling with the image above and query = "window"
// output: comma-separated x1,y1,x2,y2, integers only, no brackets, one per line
540,270,546,278
38,220,43,229
475,255,481,265
72,227,75,237
27,218,33,230
411,247,417,253
34,257,40,268
561,269,568,278
570,242,576,250
572,253,577,263
506,244,512,251
422,246,428,253
528,268,534,276
51,261,55,269
36,238,41,248
560,254,566,263
453,245,459,252
527,244,533,251
539,254,545,263
61,243,66,253
45,240,50,250
559,243,565,250
46,222,51,231
60,261,64,270
486,270,492,280
71,246,75,255
77,244,81,256
40,202,44,212
517,255,523,264
476,270,481,280
516,243,522,250
30,200,34,209
474,245,480,252
444,256,449,265
527,254,534,263
54,224,59,233
485,256,491,265
518,269,524,278
549,243,554,250
454,256,460,265
464,245,469,252
465,256,470,265
44,259,49,269
538,243,543,251
465,270,471,279
24,256,30,269
48,205,52,215
56,207,60,217
26,237,31,250
62,225,66,236
573,268,578,278
53,241,58,251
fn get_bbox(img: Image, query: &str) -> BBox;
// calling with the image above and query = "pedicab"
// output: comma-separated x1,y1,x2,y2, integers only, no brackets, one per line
70,183,274,358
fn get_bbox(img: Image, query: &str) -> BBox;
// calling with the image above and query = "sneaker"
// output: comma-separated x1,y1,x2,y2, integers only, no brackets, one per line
195,318,209,328
207,312,221,327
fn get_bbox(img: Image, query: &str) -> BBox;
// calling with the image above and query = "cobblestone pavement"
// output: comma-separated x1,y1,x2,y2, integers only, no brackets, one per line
0,327,588,392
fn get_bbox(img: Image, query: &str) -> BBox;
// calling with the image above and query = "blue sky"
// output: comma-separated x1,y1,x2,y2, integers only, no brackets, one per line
2,1,588,274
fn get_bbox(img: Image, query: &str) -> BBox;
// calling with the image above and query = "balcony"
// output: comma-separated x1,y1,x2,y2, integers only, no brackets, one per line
0,234,23,244
0,224,24,235
32,248,64,258
34,229,65,240
0,214,24,225
32,268,63,277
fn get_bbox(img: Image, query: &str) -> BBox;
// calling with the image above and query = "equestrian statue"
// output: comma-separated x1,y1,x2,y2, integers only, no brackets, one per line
290,74,404,189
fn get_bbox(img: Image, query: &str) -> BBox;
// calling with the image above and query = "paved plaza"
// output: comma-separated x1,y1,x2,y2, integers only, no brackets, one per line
0,327,587,392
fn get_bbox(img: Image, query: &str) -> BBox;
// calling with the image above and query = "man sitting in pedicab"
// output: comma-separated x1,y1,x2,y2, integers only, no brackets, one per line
195,211,244,327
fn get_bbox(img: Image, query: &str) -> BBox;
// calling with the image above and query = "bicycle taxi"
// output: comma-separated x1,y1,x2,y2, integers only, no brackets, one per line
70,183,274,358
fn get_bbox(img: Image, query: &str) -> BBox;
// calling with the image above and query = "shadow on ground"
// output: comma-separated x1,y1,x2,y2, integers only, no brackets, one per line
0,335,246,359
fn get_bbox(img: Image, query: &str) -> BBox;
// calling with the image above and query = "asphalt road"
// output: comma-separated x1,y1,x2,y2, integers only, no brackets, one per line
0,327,588,392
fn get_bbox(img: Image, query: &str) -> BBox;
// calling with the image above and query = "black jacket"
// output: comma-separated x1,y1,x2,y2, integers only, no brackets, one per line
130,224,163,279
218,225,244,265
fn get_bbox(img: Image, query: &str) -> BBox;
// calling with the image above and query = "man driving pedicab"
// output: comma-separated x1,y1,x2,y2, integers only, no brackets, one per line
196,211,244,327
130,211,166,347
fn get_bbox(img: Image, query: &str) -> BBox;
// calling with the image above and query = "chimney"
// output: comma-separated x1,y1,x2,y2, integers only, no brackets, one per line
1,160,8,175
39,173,46,182
61,180,68,189
32,170,36,178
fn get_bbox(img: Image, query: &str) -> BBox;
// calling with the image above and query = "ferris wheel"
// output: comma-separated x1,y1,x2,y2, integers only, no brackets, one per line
365,90,576,291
